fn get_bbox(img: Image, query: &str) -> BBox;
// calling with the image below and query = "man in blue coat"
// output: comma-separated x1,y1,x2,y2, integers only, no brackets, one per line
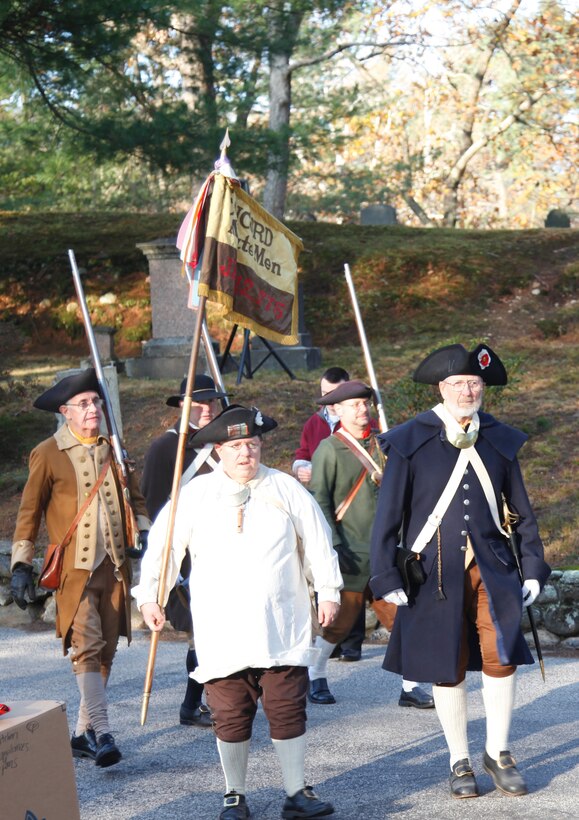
370,343,550,800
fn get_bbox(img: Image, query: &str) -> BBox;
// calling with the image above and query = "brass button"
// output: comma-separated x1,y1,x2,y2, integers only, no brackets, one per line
463,499,470,506
460,545,467,552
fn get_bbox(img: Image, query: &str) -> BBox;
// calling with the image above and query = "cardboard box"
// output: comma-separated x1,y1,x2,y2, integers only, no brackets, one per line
0,700,80,820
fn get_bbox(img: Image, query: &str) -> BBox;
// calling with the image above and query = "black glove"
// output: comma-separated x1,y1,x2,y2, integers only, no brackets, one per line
126,530,148,560
335,543,361,576
11,563,36,610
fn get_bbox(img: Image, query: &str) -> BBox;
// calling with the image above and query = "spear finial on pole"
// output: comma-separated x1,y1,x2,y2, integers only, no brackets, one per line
215,128,237,178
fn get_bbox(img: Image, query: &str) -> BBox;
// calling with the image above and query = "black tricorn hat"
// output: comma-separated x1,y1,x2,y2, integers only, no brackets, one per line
166,374,227,407
33,368,101,412
317,379,375,405
413,343,507,385
191,404,277,446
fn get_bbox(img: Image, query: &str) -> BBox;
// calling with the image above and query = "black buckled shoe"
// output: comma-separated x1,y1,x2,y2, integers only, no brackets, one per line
449,758,479,799
307,678,336,705
483,750,528,796
95,732,122,768
180,702,213,727
398,686,435,709
71,728,97,760
220,791,250,819
338,650,361,662
281,786,334,818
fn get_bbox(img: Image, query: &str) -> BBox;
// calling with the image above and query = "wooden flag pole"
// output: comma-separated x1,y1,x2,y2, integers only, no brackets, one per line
141,295,208,725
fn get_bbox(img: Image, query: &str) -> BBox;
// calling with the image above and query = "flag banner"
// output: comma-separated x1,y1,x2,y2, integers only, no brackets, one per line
177,174,213,272
198,174,304,345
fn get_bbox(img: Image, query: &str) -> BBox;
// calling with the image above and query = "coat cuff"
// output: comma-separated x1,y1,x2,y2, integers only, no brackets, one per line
317,586,342,604
136,515,151,531
11,540,35,571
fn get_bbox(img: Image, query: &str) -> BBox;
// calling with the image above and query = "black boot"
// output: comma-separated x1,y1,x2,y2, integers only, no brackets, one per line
180,648,211,726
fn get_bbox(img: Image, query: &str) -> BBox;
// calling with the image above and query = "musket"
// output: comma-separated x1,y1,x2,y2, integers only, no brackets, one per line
68,249,142,555
343,263,388,432
502,499,545,681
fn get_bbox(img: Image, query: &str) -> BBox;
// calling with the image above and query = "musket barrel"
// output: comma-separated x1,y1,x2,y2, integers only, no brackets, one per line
344,263,388,432
68,249,127,474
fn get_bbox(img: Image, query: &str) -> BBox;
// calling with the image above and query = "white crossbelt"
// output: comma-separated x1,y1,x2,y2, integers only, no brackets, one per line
410,406,507,554
180,444,218,487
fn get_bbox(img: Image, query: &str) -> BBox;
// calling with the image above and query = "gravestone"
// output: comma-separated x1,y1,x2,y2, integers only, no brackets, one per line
544,209,571,228
360,204,398,226
93,326,117,363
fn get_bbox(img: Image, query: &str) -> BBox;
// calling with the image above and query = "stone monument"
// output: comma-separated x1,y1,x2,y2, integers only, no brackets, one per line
124,237,212,380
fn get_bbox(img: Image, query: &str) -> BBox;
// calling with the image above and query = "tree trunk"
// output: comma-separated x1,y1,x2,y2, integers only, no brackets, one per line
263,51,291,218
262,5,304,219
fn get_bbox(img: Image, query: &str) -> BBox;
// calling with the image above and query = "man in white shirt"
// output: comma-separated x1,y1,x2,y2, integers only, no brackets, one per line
134,405,342,820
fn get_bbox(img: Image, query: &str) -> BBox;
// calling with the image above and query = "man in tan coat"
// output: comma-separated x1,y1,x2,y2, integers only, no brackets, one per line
10,368,150,768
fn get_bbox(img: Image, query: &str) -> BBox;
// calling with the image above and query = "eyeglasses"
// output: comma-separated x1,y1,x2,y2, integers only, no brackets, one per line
65,397,104,410
221,440,261,452
341,400,371,410
443,380,484,393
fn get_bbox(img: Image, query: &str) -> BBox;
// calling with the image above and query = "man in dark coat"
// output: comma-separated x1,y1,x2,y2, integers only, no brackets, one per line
11,368,150,768
370,344,550,799
141,373,226,727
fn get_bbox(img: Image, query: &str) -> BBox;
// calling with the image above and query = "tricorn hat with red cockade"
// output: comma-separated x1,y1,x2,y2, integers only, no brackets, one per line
413,344,507,386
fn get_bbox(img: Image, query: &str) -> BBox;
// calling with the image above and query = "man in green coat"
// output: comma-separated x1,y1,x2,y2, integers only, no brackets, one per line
308,380,434,708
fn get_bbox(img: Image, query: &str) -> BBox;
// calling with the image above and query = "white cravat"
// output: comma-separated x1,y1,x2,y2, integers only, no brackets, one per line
434,403,480,449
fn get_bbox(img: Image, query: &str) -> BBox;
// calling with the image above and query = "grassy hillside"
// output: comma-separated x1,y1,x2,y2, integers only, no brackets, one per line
0,212,577,567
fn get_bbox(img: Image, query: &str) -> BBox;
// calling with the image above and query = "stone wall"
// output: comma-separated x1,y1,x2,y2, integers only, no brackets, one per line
1,540,578,651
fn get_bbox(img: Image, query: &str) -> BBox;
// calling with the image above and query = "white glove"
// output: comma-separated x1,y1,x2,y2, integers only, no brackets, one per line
521,579,540,610
383,589,409,606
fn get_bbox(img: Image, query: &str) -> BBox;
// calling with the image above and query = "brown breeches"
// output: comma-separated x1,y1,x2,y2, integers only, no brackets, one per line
320,586,395,645
69,557,124,676
205,666,308,743
440,562,516,685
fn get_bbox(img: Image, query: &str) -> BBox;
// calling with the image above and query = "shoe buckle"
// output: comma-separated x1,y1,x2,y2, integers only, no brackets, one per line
497,752,516,769
224,794,241,807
